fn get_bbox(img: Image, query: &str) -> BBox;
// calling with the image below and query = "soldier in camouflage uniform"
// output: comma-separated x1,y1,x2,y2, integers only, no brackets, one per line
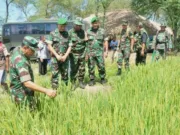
69,18,87,89
86,16,108,86
116,20,134,75
10,36,56,107
48,18,72,89
135,22,149,65
155,23,170,60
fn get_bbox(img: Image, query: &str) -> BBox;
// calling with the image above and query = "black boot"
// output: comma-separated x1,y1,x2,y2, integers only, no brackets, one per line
88,80,95,86
100,79,107,84
79,81,86,89
116,68,121,76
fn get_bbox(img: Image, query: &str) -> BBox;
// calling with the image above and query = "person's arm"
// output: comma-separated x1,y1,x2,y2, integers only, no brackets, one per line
60,46,72,62
3,45,10,72
23,81,56,97
104,40,108,58
130,38,134,52
45,40,62,60
141,33,147,56
5,56,9,73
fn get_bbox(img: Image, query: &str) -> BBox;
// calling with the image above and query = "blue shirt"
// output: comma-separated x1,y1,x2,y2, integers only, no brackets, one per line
110,40,118,50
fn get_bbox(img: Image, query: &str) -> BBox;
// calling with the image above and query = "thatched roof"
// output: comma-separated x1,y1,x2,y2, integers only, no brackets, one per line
84,10,173,36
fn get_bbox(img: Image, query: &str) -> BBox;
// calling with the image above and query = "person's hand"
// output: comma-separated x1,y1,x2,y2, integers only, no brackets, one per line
104,51,108,58
60,55,67,62
85,55,89,61
45,89,57,98
40,58,43,62
56,55,62,61
141,50,144,56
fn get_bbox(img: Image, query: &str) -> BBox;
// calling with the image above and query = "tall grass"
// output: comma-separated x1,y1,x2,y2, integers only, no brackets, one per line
0,57,180,135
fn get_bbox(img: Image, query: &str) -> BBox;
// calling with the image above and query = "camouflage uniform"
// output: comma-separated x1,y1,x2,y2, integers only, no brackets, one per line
86,27,107,81
69,28,86,82
10,36,38,106
49,28,71,88
155,30,169,60
117,28,133,70
136,26,149,65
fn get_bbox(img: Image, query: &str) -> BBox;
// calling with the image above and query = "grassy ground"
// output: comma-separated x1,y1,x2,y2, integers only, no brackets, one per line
0,53,180,135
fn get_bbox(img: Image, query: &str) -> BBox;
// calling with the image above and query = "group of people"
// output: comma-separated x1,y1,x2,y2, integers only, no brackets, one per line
0,16,173,107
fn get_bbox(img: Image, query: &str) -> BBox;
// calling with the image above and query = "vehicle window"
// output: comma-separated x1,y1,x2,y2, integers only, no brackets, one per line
28,24,45,34
3,25,11,36
45,23,57,34
11,24,27,34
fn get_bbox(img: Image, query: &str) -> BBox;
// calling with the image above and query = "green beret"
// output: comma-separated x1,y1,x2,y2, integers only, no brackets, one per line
57,18,67,25
22,36,38,51
74,17,83,25
91,16,99,23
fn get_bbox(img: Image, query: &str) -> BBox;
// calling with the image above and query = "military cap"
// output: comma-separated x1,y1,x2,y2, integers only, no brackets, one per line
122,20,128,26
74,17,83,25
22,36,38,51
57,18,67,25
138,22,143,27
91,16,99,23
160,23,166,27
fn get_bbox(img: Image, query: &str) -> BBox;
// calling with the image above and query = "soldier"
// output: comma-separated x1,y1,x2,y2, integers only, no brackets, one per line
69,17,87,89
0,36,10,92
10,36,56,107
155,23,170,60
135,22,149,65
116,20,134,75
48,18,72,89
86,16,108,86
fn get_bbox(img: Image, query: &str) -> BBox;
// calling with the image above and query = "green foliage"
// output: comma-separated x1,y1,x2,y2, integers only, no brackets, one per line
1,57,180,134
131,0,180,46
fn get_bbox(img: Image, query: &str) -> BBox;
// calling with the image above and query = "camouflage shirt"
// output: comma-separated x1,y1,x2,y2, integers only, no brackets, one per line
49,28,71,55
86,27,108,56
119,28,133,50
68,28,87,57
10,47,34,102
155,31,169,49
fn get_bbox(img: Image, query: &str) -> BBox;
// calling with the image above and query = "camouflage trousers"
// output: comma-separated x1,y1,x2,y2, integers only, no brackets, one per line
117,48,130,69
88,55,106,80
69,53,85,82
136,49,147,65
155,49,166,60
11,88,36,108
51,57,69,89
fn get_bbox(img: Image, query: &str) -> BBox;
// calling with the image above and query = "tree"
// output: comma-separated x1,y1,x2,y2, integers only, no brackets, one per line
13,0,35,20
131,0,180,46
100,0,114,28
4,0,14,22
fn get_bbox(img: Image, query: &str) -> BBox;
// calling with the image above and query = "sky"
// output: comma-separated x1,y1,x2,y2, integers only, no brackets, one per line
0,0,26,22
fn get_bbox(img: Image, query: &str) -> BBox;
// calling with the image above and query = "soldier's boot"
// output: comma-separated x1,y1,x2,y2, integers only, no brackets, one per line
88,79,95,86
79,81,86,89
116,68,122,76
100,78,107,85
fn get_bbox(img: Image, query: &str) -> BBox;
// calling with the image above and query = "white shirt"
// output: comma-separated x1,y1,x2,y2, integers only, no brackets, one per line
38,41,50,59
